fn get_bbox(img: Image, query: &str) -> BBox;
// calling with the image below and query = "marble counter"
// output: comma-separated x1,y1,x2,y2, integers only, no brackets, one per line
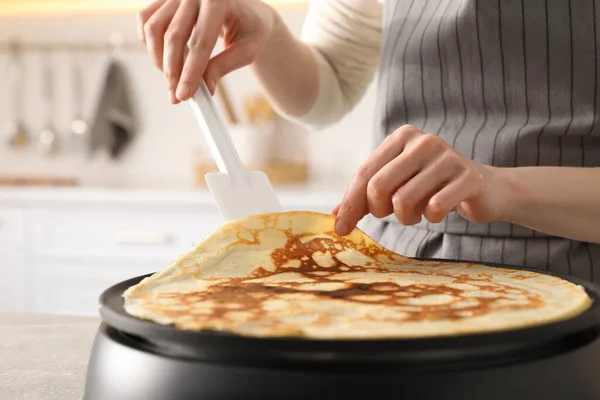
0,313,100,400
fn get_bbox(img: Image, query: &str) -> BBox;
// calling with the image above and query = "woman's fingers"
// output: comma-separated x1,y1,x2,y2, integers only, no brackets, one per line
143,0,180,71
391,153,463,225
425,169,483,223
176,0,229,101
203,38,261,94
140,0,278,103
335,125,420,235
139,0,231,101
137,0,167,43
365,137,443,219
337,124,488,231
331,203,341,216
163,0,199,101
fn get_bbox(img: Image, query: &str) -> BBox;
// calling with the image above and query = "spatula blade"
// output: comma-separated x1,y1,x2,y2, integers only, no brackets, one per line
205,170,284,221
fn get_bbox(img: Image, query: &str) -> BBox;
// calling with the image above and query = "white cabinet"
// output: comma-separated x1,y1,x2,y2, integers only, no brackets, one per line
0,208,28,312
28,205,222,316
31,207,221,260
33,258,163,316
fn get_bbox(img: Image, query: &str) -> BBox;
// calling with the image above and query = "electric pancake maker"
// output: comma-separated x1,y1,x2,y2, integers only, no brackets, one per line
83,262,600,400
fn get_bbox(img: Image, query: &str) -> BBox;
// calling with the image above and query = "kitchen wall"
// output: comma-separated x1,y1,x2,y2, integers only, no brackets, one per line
0,7,378,189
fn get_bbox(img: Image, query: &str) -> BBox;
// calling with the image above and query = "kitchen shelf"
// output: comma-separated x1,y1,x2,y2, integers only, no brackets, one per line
0,0,309,16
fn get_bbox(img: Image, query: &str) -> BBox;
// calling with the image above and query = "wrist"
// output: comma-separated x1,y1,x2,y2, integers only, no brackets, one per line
491,167,533,224
255,6,285,64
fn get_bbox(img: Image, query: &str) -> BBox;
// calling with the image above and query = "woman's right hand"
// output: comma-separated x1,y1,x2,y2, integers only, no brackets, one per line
138,0,277,104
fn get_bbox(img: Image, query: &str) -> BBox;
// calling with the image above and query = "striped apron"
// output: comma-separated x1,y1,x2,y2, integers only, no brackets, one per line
366,0,600,282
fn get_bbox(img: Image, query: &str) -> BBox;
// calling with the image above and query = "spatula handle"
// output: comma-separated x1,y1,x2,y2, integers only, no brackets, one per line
188,80,248,187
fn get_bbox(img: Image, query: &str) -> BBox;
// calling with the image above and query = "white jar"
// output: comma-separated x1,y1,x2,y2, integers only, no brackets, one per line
229,121,276,167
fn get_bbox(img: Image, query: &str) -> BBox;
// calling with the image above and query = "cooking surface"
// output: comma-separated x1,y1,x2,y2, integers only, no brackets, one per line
108,263,600,351
0,313,99,400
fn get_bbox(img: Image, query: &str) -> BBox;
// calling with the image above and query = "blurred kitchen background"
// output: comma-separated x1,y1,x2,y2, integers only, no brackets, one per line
0,0,378,188
0,0,378,316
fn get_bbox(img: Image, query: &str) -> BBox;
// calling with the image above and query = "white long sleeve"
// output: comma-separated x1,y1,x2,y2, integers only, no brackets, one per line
280,0,383,129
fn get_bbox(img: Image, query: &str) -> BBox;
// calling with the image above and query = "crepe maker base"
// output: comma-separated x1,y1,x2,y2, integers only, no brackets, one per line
84,260,600,400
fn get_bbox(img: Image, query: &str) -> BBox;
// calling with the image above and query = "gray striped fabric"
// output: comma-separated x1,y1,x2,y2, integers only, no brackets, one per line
371,0,600,282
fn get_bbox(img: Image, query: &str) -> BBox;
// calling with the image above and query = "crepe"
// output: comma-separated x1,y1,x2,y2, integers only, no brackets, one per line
123,211,592,339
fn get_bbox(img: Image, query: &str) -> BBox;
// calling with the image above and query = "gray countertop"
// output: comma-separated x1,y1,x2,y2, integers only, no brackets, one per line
0,313,100,400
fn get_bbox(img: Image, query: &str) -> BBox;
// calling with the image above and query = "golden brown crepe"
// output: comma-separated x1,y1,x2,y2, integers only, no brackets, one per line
123,211,592,339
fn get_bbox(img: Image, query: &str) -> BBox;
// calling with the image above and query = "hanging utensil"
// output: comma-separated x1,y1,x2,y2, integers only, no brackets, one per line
3,40,29,150
38,52,59,156
69,52,88,152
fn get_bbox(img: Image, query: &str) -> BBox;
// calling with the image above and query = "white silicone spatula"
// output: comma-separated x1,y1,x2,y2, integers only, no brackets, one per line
188,81,284,220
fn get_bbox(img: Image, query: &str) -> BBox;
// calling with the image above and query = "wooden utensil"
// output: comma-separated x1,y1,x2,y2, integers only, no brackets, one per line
215,80,238,124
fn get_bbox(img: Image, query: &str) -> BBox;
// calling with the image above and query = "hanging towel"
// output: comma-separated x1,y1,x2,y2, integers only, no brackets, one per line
89,59,136,159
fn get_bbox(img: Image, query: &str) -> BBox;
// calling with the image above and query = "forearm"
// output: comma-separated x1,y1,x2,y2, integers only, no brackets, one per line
252,0,382,129
252,11,319,119
499,167,600,243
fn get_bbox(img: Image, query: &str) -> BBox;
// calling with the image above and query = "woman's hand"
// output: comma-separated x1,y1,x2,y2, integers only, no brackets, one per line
333,125,508,235
138,0,276,103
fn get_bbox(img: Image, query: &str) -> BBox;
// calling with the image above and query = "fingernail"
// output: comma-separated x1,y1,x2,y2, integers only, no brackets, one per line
176,83,190,100
168,90,176,104
335,219,351,236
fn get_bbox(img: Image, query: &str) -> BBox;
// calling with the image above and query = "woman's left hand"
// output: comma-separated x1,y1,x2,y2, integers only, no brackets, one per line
332,124,508,235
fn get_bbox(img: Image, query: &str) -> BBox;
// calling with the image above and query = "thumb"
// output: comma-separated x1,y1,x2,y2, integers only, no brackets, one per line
204,38,260,93
331,203,341,216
